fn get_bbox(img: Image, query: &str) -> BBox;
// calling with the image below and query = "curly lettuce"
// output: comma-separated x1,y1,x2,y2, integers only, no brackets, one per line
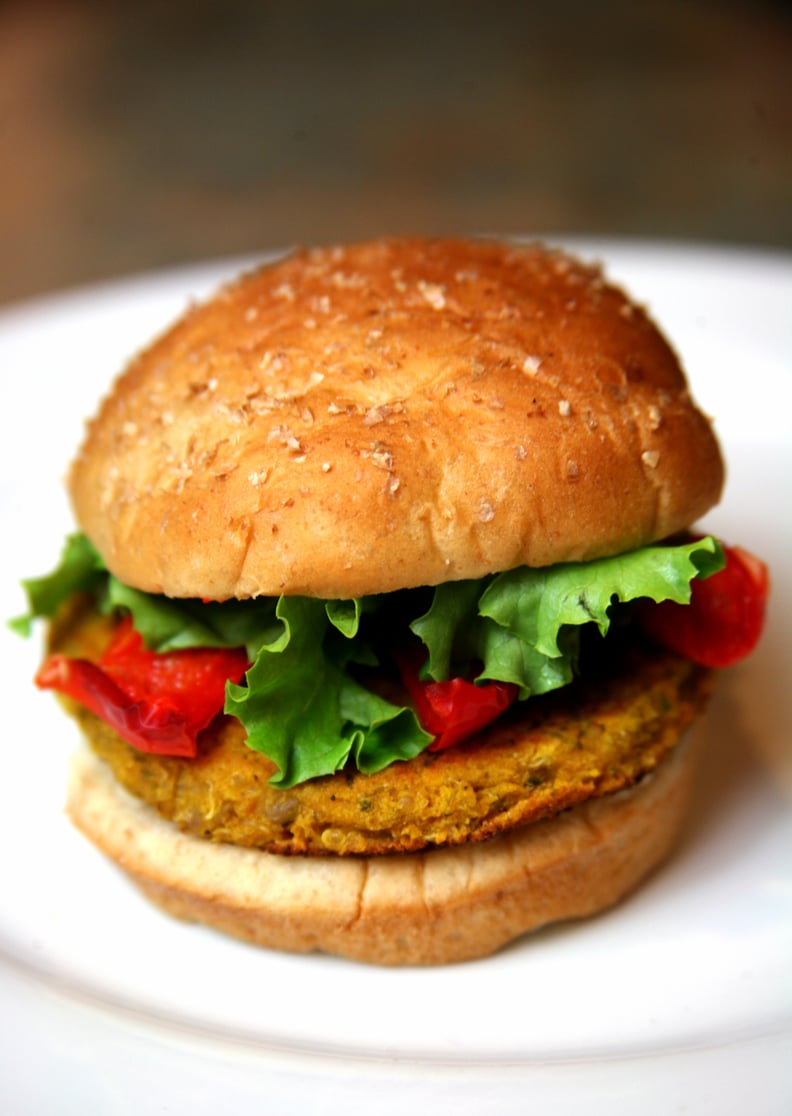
13,532,724,788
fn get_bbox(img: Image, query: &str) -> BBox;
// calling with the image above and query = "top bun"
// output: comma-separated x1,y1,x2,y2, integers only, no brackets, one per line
69,238,724,601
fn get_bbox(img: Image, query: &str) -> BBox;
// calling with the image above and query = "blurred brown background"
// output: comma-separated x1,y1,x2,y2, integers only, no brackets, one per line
1,0,790,306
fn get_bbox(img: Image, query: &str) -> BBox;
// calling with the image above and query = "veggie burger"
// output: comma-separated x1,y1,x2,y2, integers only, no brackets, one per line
17,238,768,965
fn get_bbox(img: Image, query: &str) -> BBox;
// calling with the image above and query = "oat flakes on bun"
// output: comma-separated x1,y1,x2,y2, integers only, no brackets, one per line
16,238,769,965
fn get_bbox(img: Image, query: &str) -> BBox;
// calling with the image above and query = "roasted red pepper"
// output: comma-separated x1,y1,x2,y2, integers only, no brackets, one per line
396,648,518,751
637,543,769,668
36,616,249,757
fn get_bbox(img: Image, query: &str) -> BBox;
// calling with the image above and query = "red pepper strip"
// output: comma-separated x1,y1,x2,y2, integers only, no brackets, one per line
396,648,518,752
36,617,249,757
637,544,769,669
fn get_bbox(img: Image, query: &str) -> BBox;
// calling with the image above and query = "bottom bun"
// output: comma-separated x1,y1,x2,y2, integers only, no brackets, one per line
68,735,700,966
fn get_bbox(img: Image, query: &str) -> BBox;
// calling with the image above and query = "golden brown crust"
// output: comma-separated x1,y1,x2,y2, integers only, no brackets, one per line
69,238,724,600
67,732,701,965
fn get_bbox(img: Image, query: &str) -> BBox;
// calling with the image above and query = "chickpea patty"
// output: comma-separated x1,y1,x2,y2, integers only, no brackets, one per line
51,598,714,856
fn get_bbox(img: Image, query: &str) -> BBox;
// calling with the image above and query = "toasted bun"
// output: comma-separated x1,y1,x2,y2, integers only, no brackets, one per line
68,732,700,966
69,238,723,600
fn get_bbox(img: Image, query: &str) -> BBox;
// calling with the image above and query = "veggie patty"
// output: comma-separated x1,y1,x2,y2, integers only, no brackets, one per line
51,595,714,856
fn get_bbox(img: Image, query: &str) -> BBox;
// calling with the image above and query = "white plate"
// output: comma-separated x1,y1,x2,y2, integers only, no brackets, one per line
0,242,790,1114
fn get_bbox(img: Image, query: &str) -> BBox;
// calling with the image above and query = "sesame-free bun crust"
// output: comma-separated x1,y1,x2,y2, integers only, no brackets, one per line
69,238,724,600
68,732,699,966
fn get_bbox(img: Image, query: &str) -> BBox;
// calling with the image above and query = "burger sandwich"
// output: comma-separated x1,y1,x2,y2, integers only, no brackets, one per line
15,238,769,965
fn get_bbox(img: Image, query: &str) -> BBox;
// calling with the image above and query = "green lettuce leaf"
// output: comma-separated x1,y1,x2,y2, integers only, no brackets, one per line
412,535,724,699
224,596,431,787
105,579,281,658
9,533,106,636
480,536,724,658
409,579,574,698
